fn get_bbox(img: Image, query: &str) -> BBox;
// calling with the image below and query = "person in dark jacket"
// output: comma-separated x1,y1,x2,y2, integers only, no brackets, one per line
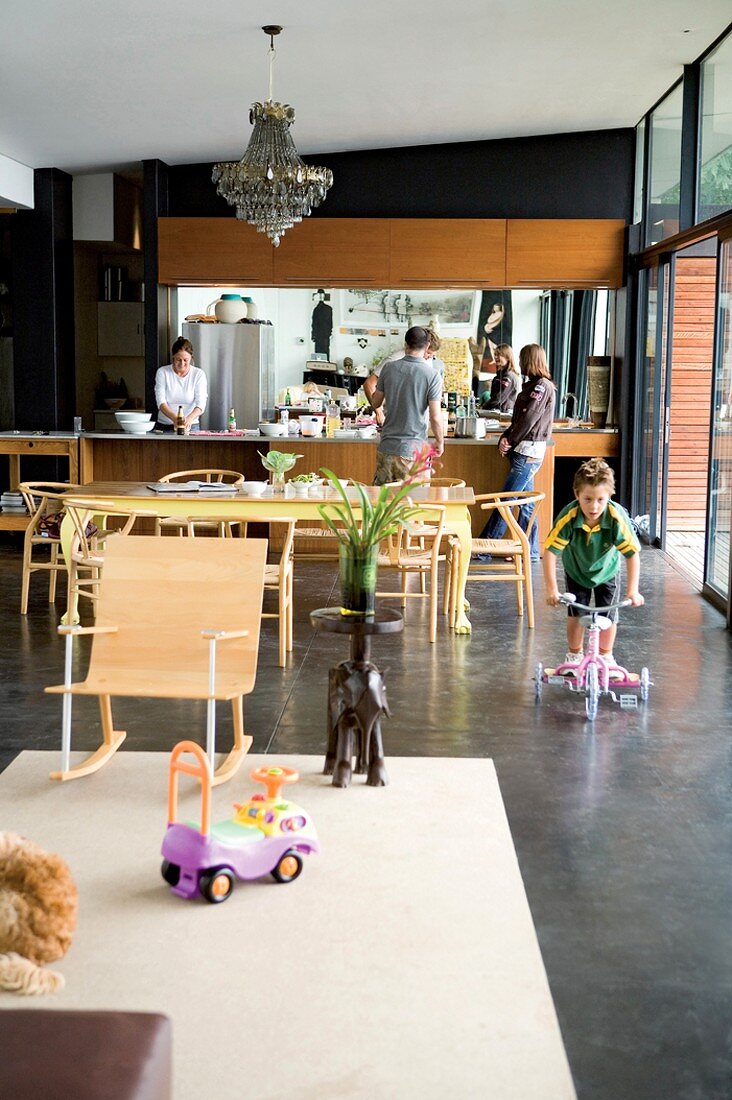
479,344,556,561
479,343,521,413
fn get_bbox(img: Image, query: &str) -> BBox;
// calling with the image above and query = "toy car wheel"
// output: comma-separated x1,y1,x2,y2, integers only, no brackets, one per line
640,667,650,702
271,850,304,884
534,662,543,701
199,868,234,904
586,663,599,721
161,859,180,887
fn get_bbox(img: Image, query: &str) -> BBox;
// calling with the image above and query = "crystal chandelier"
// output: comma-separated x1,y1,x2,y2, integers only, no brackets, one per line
212,25,333,247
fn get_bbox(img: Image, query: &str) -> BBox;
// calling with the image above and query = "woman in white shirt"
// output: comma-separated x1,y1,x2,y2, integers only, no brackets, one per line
155,337,208,432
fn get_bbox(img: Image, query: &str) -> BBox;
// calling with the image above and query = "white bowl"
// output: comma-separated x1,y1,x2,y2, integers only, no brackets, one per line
357,427,378,439
293,482,310,496
259,422,286,438
121,420,156,434
333,429,359,440
115,410,153,421
241,481,268,496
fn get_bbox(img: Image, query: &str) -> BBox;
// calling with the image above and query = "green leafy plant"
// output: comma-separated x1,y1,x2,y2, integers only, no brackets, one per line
258,450,303,477
317,443,436,551
291,471,319,483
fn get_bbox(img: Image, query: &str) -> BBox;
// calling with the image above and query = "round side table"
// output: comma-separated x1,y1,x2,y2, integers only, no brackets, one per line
310,608,404,788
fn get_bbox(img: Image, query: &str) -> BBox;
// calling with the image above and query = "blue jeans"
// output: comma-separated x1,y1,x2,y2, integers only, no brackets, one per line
481,451,542,559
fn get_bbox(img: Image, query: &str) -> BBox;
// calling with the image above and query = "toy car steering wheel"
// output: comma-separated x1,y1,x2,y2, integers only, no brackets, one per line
250,765,299,802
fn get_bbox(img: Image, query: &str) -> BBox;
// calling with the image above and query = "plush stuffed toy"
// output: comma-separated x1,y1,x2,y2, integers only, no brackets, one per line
0,832,78,994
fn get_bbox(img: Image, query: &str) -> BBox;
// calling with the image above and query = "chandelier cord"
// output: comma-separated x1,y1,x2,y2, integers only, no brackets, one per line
268,39,276,103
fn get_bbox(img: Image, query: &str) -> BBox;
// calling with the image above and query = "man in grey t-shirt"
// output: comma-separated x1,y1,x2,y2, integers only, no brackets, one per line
369,326,444,485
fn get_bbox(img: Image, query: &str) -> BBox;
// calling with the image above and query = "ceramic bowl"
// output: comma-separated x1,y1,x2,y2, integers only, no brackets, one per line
104,397,126,410
115,410,153,422
259,422,286,438
120,420,156,434
241,481,268,495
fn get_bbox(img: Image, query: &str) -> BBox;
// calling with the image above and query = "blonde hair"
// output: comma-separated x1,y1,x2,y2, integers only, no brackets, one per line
425,328,442,353
573,457,616,496
494,343,520,376
519,343,551,380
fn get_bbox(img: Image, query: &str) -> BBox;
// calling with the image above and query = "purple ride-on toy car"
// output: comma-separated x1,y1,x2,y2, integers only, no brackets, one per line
161,741,320,903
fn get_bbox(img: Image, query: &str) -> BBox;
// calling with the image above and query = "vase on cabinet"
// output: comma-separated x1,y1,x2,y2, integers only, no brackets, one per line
207,294,248,323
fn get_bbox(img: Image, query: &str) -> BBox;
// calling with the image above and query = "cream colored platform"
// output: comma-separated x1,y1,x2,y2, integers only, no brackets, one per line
0,752,575,1099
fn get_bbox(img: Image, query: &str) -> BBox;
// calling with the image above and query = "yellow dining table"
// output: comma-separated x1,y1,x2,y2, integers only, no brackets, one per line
60,481,476,632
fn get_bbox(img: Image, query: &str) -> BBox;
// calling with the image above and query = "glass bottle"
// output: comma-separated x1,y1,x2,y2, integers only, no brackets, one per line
447,392,457,435
175,406,185,435
228,407,237,431
326,400,341,438
284,389,292,407
281,407,289,430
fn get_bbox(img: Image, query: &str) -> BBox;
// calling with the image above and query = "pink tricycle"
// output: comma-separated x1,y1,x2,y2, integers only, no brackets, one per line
534,594,651,721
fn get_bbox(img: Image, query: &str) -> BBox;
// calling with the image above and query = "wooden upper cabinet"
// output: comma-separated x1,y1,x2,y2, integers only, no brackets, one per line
390,220,506,286
272,219,390,285
158,218,274,285
506,219,626,288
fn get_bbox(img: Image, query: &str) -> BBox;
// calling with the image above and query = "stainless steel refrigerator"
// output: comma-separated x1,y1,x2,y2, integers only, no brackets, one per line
181,323,275,430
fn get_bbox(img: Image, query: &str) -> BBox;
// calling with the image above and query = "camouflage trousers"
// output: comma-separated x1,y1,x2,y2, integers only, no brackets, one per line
373,451,413,485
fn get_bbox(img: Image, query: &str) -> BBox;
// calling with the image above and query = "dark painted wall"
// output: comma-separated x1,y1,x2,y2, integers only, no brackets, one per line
12,168,75,432
168,129,635,221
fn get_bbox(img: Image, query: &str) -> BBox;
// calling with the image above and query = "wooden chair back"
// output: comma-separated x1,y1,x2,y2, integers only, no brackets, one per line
87,536,266,696
159,469,244,485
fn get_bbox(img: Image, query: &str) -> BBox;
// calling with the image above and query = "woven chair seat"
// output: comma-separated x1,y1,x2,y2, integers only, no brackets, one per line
469,538,522,556
376,551,432,568
294,527,338,538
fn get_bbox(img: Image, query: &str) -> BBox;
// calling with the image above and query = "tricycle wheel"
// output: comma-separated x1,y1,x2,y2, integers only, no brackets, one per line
200,868,234,904
640,667,650,702
586,663,599,721
534,662,543,701
271,850,304,884
161,859,180,887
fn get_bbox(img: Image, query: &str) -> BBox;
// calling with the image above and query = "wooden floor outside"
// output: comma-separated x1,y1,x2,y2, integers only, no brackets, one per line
665,530,705,588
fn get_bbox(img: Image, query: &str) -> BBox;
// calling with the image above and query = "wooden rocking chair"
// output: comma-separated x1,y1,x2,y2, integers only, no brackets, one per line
45,536,267,784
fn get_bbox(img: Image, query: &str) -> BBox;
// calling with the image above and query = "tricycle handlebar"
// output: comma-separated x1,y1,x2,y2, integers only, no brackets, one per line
559,593,633,613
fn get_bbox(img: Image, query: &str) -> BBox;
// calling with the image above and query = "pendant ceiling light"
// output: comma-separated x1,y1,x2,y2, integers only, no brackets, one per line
212,25,333,247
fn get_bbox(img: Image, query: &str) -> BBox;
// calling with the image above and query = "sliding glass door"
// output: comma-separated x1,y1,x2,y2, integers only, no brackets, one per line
707,236,732,604
635,261,673,544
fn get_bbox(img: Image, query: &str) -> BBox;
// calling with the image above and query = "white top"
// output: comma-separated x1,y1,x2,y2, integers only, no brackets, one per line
515,440,547,461
154,364,208,425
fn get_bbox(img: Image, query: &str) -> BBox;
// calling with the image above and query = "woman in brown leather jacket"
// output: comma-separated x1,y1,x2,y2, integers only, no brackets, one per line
479,344,556,561
479,344,521,413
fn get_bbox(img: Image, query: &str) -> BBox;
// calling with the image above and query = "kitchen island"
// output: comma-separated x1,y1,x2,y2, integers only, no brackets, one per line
76,428,618,543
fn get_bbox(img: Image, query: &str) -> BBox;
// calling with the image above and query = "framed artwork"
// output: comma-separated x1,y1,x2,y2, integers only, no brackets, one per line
340,289,478,329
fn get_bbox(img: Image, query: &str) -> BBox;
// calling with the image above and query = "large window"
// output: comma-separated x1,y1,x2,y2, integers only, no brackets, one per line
648,82,684,245
707,237,732,597
699,31,732,222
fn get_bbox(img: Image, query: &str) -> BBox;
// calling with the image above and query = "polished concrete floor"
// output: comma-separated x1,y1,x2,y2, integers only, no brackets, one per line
1,538,731,1100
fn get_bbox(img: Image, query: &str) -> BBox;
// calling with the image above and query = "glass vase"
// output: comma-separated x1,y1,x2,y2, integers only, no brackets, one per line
271,471,286,493
339,543,378,619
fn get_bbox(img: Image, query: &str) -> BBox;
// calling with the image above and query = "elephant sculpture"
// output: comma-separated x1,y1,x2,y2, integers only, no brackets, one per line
324,659,391,788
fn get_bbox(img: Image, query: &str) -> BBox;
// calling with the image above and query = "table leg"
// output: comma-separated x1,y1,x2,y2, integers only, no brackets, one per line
450,510,473,634
59,512,78,626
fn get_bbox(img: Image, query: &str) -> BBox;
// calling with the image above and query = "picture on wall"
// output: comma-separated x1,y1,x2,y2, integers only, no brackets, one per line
341,289,478,328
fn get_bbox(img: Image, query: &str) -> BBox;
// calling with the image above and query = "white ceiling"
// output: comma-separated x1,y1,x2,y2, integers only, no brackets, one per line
1,0,729,174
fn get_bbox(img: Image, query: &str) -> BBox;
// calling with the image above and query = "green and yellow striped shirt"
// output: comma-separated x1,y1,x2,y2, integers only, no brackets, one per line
544,500,640,587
